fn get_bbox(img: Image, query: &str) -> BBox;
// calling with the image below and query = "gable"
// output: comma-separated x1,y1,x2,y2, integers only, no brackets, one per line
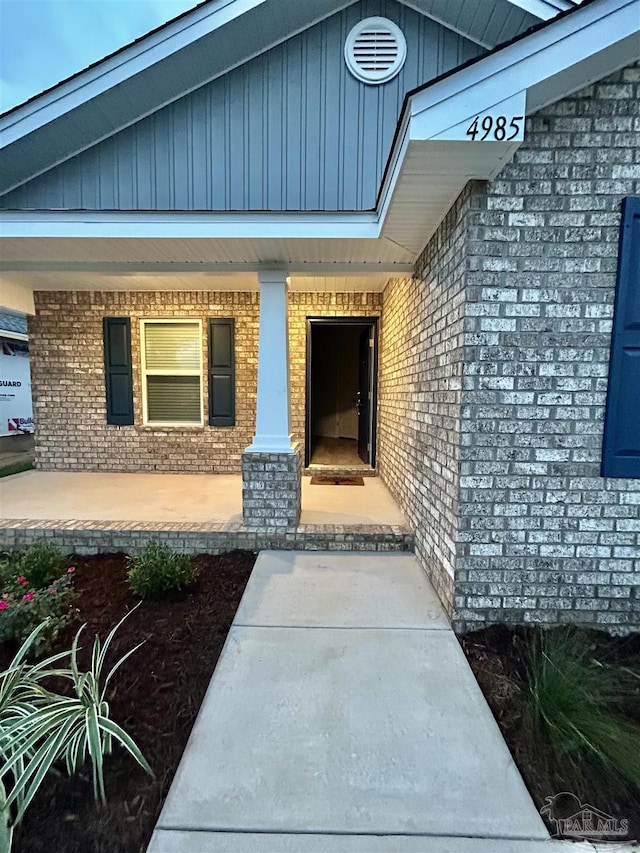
0,0,482,213
0,0,542,199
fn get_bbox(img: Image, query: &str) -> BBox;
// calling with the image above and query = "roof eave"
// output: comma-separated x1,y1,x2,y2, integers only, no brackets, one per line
0,0,636,280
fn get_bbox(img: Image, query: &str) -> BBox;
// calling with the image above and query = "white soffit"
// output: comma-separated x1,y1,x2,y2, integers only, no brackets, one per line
0,234,413,267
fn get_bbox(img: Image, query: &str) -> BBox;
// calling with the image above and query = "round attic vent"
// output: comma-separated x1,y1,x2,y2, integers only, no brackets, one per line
344,17,407,85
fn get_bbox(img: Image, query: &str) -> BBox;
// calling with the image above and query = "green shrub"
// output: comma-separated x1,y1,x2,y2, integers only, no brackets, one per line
0,613,153,841
0,569,76,656
127,541,199,599
526,627,640,790
0,541,68,591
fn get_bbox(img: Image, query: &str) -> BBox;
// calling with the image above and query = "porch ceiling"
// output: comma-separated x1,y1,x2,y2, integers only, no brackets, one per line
0,233,413,295
0,235,413,267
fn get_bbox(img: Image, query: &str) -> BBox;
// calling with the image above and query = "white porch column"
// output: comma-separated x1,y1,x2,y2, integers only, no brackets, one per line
242,270,301,528
246,270,294,453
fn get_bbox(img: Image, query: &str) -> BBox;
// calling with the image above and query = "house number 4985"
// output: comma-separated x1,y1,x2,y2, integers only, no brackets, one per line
466,115,524,141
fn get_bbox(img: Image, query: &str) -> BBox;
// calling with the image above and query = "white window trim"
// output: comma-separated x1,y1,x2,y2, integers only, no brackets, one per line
140,318,204,427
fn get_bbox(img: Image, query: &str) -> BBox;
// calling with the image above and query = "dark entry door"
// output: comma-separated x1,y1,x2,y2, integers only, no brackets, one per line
357,327,372,464
305,317,377,468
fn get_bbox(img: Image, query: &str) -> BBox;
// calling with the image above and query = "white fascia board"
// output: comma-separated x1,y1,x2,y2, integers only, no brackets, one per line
376,114,413,230
0,261,414,275
0,330,28,342
0,0,269,147
409,0,638,132
505,0,575,19
0,211,381,241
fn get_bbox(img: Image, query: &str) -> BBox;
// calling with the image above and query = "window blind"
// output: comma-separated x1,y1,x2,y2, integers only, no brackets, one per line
142,320,202,424
144,322,201,371
147,376,201,423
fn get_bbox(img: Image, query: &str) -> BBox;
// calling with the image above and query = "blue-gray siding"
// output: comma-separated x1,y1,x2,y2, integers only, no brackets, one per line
0,0,481,212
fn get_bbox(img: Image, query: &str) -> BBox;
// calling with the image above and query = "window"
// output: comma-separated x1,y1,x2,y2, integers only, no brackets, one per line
140,320,203,425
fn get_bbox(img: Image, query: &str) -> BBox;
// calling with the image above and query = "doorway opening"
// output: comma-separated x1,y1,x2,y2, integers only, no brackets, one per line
305,318,378,469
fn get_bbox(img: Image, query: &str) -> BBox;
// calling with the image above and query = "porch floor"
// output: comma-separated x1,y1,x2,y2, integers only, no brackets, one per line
0,470,406,527
309,436,364,467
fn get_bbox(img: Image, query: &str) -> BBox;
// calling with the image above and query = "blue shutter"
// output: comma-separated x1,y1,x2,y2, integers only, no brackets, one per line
602,197,640,478
103,318,134,426
208,319,235,427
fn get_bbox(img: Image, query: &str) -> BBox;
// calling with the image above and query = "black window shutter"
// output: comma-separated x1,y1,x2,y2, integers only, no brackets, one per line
103,318,134,426
208,319,235,427
602,196,640,478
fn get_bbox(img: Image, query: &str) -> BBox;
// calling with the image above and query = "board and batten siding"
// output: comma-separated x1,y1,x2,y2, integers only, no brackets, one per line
0,0,481,213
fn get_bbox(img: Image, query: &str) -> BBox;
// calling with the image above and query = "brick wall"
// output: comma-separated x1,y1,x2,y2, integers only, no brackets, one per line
29,291,259,473
378,187,472,614
456,63,640,631
378,63,639,631
30,290,382,473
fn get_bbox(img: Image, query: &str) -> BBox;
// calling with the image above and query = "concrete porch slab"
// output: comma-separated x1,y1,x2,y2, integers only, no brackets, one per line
0,471,243,524
235,551,449,629
0,471,407,527
0,472,414,554
150,552,547,850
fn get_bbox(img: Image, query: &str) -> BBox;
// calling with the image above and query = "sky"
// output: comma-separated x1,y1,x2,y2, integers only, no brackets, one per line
0,0,198,114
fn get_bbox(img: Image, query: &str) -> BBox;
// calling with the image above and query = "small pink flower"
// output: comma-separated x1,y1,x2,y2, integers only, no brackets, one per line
0,601,8,610
53,579,60,586
67,567,76,574
16,576,27,585
22,592,34,601
49,588,57,595
1,593,9,600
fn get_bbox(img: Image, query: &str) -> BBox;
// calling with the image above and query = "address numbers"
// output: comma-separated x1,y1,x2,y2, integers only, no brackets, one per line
466,115,524,142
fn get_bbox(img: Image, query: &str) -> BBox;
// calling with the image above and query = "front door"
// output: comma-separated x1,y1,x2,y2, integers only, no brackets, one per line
306,318,377,468
357,326,372,464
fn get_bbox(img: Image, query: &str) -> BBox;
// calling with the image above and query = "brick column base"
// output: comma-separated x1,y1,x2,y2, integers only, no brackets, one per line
242,444,302,529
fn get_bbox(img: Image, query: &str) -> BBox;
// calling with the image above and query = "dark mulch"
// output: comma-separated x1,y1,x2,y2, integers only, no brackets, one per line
2,550,256,853
460,625,640,843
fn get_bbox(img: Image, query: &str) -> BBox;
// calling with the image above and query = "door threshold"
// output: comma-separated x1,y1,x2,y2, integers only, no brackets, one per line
304,463,377,478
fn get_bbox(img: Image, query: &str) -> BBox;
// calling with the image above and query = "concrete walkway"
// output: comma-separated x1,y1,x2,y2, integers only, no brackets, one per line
148,552,550,852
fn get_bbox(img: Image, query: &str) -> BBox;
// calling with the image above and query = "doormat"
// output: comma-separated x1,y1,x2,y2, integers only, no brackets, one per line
310,476,365,486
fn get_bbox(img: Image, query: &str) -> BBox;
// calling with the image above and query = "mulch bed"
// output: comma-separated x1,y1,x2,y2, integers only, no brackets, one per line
1,550,256,853
3,559,639,849
460,625,640,843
